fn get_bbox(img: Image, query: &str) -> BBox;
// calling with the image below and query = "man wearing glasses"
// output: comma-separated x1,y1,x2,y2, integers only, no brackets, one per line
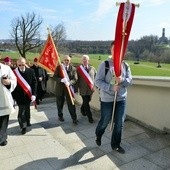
53,55,78,125
12,57,37,134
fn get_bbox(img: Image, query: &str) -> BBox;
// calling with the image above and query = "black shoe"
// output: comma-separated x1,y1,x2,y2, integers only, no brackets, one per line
73,119,78,125
88,118,94,123
27,122,31,127
21,128,26,135
95,137,101,146
0,140,7,146
81,112,86,116
113,146,125,154
58,116,64,122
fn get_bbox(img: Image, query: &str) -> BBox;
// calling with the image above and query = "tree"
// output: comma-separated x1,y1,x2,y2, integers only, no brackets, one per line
51,23,66,50
11,12,43,58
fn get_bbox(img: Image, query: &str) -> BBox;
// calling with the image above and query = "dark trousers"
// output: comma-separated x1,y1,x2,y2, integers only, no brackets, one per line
36,82,46,103
0,115,9,143
81,95,93,120
18,104,30,129
56,94,77,120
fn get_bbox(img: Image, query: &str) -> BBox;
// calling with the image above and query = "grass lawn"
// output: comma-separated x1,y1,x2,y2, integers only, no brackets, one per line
1,51,170,77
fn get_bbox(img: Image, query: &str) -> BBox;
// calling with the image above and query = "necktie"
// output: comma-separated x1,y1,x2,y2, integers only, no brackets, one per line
85,66,88,72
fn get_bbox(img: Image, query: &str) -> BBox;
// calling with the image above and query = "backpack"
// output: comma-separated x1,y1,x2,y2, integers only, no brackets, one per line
104,60,128,76
104,60,110,76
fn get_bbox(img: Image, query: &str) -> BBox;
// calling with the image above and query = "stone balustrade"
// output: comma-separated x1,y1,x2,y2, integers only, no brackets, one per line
47,75,170,133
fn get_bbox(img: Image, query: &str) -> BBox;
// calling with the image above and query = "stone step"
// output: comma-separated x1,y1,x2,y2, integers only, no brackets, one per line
1,106,117,170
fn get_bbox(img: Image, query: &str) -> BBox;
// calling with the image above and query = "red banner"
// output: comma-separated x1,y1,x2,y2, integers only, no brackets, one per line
38,34,59,74
113,2,135,77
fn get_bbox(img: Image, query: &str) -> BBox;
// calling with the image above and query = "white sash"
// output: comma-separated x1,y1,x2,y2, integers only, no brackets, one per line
62,64,75,97
13,68,32,99
77,65,94,91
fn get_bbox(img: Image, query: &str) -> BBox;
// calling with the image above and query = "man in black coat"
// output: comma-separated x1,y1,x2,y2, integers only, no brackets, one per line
12,57,37,134
31,58,48,104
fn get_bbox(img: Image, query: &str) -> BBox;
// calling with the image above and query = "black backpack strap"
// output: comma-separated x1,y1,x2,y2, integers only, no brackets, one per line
104,60,109,76
123,61,129,71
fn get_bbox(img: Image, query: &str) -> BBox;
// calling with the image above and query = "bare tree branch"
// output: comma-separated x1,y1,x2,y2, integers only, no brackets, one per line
51,22,67,49
10,12,43,58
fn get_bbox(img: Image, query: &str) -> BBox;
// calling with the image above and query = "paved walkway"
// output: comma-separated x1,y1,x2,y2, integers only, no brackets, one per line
1,96,170,170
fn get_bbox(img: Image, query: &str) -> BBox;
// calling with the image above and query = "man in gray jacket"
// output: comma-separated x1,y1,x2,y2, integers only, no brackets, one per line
95,41,132,154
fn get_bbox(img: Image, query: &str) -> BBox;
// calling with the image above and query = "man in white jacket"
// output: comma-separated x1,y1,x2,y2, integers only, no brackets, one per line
0,63,17,146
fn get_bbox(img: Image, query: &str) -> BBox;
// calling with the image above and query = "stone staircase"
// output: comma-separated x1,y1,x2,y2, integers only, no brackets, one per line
1,96,170,170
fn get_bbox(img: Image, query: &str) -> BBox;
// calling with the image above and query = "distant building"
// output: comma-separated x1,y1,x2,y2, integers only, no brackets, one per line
158,28,169,47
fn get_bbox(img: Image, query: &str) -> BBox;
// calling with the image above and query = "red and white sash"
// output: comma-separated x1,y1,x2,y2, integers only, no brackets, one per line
13,68,32,99
77,65,94,91
62,64,75,98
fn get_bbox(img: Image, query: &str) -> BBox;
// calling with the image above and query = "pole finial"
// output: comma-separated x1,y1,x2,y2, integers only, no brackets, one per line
47,27,51,34
116,1,140,7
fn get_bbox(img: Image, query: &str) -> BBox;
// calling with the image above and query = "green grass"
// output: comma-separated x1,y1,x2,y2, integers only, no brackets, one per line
127,61,170,76
1,51,170,77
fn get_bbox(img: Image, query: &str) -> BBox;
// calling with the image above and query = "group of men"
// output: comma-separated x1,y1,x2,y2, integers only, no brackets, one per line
53,54,96,125
0,41,132,154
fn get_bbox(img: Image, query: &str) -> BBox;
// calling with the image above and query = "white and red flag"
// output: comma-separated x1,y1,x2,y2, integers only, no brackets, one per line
113,1,136,77
38,33,59,74
110,1,137,131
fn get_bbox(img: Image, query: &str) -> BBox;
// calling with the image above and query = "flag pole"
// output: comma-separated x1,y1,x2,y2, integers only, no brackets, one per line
110,0,139,131
47,27,75,105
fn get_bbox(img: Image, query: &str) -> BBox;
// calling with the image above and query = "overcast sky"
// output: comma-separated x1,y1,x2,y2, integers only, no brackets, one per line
0,0,170,41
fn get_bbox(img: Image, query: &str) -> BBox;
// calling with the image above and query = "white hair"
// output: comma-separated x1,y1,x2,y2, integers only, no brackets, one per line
82,55,89,60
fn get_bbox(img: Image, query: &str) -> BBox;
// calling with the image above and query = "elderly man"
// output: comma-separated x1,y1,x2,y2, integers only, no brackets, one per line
0,63,17,146
53,55,78,125
77,55,96,123
12,57,37,134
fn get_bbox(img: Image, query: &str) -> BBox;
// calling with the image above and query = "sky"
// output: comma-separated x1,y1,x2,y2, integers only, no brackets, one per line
0,0,170,41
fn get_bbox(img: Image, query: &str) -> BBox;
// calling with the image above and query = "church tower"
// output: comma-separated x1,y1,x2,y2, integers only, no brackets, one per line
158,28,169,46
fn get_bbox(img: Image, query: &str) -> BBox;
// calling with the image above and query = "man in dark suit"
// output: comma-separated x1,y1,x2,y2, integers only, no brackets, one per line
53,55,78,125
12,57,37,134
31,57,48,104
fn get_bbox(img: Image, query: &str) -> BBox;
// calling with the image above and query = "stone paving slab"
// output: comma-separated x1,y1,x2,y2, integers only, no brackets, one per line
145,147,170,169
116,158,163,170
